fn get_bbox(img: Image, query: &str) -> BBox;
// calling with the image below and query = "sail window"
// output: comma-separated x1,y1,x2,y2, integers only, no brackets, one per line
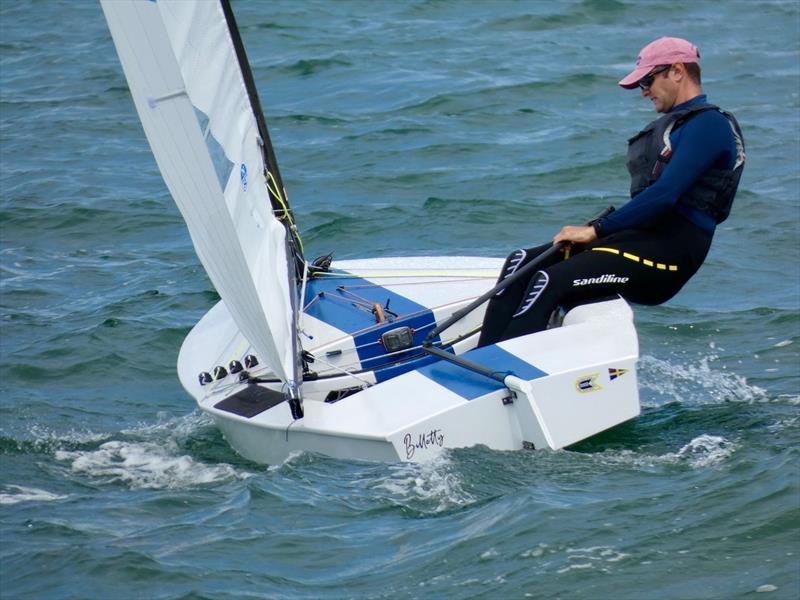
194,107,234,192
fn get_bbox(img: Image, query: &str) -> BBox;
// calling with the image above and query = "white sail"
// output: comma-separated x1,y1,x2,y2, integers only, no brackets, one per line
100,0,298,388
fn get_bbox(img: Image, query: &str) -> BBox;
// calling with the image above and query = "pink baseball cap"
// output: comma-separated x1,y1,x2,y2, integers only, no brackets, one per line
619,37,700,89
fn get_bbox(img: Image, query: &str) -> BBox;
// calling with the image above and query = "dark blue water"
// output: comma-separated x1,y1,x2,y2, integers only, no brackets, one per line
1,1,798,598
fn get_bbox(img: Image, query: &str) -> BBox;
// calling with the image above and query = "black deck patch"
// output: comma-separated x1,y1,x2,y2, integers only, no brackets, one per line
214,385,286,418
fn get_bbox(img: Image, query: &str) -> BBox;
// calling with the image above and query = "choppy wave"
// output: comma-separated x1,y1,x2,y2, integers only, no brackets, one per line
373,453,476,512
278,56,352,77
264,449,475,516
0,426,112,456
3,413,251,491
0,485,68,505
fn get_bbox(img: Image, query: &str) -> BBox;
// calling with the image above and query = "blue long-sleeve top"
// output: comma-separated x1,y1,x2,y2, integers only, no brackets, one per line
597,95,737,236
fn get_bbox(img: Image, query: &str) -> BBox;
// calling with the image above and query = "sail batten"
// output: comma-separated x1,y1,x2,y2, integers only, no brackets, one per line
101,0,300,390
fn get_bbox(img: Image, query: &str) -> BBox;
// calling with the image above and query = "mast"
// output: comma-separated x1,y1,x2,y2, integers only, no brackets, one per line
219,0,303,262
219,0,304,415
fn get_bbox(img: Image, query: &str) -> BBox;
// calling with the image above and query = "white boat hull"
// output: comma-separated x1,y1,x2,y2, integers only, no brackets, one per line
178,257,640,464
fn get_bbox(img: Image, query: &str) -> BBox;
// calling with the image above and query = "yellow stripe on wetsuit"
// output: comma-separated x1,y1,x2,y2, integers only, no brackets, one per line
591,247,678,271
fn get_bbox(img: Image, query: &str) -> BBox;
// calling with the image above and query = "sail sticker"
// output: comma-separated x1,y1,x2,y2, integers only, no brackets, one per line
575,373,602,393
240,164,248,191
608,367,629,381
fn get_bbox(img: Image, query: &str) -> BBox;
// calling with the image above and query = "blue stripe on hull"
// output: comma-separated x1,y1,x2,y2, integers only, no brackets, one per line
417,345,547,400
304,271,428,334
304,271,439,379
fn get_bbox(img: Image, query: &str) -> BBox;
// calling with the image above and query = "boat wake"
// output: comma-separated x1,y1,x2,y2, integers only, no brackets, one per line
266,449,475,514
55,439,247,491
374,453,476,513
591,433,738,470
638,354,769,407
41,413,253,491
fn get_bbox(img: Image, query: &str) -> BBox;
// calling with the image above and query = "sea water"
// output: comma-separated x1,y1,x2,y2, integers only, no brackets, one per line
1,1,798,598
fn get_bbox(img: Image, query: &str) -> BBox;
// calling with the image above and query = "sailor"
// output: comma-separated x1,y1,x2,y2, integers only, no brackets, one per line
478,37,745,346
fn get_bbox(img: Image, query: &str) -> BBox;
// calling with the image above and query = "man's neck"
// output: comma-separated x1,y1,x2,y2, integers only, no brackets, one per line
674,85,704,107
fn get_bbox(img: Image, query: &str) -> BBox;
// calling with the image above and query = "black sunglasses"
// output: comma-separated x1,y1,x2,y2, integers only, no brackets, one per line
638,65,671,89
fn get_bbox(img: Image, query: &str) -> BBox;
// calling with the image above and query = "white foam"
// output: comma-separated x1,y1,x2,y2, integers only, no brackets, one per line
48,412,250,490
777,393,800,405
26,425,111,451
0,485,68,505
768,416,798,432
673,434,737,468
375,453,475,512
638,354,769,406
556,562,593,574
267,450,307,472
554,545,630,574
592,434,737,470
520,543,548,558
121,411,214,441
479,548,500,560
55,440,247,490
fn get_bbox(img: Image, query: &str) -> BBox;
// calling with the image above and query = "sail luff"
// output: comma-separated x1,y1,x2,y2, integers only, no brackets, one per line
219,0,293,224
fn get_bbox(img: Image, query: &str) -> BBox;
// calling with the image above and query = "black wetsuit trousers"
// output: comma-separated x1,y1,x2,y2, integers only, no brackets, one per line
478,213,713,346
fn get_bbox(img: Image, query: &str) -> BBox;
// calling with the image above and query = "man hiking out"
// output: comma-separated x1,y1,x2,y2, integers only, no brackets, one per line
479,37,745,346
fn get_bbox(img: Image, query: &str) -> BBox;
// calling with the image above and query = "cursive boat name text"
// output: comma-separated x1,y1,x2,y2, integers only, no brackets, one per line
403,429,445,459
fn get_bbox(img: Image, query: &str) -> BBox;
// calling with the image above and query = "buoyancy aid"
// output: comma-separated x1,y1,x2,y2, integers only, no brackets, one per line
626,103,745,224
